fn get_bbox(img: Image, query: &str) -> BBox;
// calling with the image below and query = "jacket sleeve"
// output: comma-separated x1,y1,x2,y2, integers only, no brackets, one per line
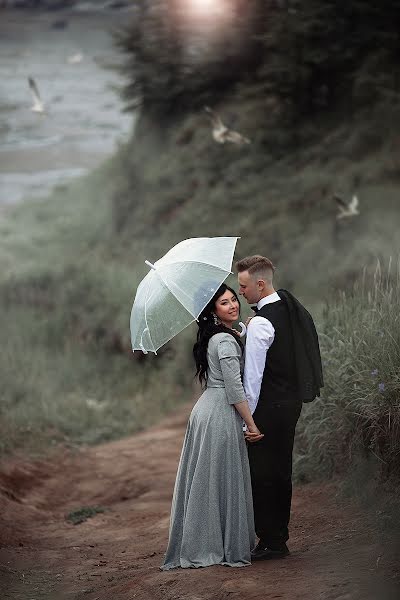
217,337,246,405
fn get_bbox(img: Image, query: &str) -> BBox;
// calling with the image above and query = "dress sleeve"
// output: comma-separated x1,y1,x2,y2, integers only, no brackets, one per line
217,337,246,405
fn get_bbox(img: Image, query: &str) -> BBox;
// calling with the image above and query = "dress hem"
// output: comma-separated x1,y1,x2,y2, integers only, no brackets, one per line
160,559,252,571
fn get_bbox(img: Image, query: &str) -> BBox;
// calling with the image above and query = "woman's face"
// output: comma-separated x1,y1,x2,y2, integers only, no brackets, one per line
214,289,239,326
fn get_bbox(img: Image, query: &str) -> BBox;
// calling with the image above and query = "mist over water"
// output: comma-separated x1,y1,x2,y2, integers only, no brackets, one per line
0,8,134,206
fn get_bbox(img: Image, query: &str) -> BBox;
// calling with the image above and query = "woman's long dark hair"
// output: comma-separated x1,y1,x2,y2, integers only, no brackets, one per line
193,283,243,387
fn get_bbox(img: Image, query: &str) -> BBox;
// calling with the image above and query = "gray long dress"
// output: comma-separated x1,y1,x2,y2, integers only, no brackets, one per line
161,332,255,570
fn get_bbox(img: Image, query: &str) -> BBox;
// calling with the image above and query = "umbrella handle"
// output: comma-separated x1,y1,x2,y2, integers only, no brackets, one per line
238,322,247,338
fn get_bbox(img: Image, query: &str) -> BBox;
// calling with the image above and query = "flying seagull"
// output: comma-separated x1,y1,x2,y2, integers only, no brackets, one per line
28,76,45,113
204,106,250,145
333,194,360,219
67,52,84,65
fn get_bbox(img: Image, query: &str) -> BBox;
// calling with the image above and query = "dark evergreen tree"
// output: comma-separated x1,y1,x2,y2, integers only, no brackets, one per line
116,0,400,120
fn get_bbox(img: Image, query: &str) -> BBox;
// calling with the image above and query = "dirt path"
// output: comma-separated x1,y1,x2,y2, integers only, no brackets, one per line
0,405,399,600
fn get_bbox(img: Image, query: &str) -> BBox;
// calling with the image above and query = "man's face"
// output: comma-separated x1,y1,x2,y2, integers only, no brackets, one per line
238,270,260,305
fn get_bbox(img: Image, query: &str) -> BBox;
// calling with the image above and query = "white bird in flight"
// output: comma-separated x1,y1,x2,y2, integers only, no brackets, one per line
334,194,360,219
67,52,84,65
28,76,45,113
204,106,251,145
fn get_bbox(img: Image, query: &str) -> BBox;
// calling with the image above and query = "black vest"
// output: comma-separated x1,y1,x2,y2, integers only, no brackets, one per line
254,299,300,421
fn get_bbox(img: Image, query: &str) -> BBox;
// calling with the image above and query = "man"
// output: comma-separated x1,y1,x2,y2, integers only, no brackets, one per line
236,255,323,560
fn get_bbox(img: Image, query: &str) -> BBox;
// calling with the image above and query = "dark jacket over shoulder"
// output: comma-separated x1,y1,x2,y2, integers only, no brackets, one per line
255,290,323,413
277,289,323,402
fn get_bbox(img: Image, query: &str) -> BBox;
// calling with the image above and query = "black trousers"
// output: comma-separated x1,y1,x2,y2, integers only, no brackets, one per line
247,400,302,547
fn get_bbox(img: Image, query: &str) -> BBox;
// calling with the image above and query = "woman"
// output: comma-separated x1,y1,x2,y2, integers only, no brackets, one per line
161,284,263,570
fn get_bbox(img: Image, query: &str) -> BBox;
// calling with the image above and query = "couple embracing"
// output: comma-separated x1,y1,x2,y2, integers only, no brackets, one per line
161,255,323,570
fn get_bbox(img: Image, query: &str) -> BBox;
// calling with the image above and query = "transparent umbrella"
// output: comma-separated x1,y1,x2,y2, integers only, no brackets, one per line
130,237,239,354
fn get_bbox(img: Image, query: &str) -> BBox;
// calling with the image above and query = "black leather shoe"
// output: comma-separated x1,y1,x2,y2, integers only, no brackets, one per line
251,542,289,561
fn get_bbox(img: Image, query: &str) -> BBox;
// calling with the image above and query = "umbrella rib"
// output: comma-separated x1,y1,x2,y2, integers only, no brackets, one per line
226,239,238,274
143,280,156,354
158,258,235,272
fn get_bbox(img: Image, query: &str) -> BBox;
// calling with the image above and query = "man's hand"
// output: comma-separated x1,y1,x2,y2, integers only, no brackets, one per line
244,424,264,444
244,431,264,443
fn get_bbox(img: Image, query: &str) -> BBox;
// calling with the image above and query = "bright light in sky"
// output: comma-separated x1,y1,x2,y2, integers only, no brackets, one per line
189,0,216,10
185,0,230,19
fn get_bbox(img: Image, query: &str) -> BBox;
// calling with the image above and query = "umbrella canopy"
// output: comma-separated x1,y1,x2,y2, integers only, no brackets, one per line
130,237,239,354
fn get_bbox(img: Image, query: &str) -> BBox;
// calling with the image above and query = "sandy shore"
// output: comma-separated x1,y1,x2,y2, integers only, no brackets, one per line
0,8,135,206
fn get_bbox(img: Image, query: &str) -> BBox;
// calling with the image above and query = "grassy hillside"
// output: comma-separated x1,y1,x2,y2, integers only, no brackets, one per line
1,1,399,485
0,164,195,455
111,96,400,308
1,95,399,458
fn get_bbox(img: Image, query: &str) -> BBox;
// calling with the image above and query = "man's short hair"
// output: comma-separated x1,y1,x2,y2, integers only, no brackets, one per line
235,255,275,283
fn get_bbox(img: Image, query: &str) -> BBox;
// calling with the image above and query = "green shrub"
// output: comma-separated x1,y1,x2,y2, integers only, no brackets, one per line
115,0,267,118
66,506,106,525
116,0,400,123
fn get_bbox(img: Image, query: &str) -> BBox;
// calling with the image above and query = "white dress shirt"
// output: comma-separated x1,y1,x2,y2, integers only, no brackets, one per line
243,292,281,414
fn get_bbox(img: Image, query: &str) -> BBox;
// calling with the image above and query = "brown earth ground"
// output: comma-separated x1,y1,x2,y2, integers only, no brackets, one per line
0,404,399,600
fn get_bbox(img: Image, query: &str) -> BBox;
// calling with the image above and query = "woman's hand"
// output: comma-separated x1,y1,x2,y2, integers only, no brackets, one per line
244,424,264,443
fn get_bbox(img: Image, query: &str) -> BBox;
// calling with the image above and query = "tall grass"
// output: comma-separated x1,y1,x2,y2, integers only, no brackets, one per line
0,296,195,455
0,171,196,456
295,260,400,482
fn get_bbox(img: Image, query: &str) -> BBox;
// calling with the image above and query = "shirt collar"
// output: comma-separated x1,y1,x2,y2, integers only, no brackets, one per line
257,291,281,310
